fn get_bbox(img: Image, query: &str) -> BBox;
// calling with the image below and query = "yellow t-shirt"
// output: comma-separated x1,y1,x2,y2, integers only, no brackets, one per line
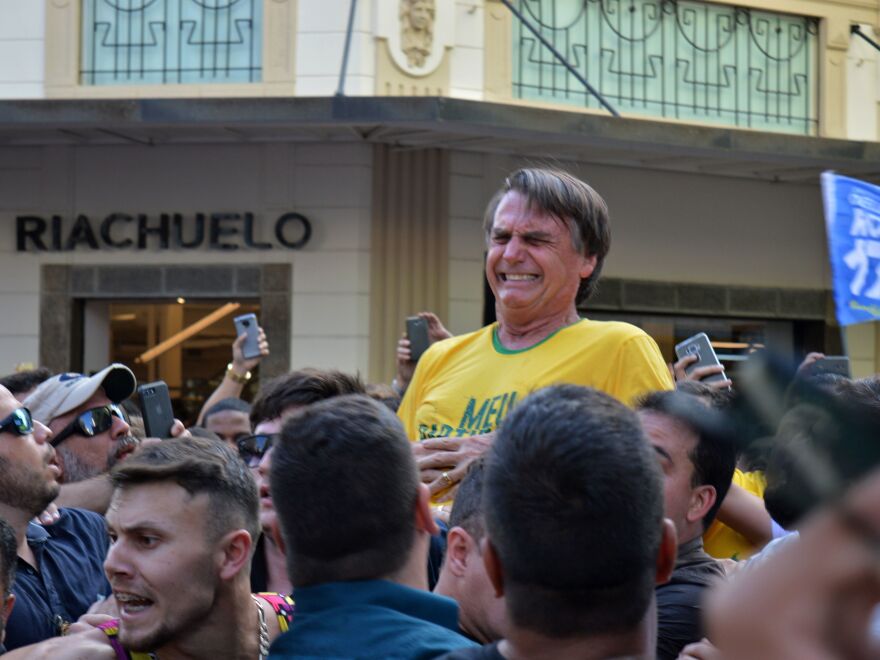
703,469,767,561
398,319,673,440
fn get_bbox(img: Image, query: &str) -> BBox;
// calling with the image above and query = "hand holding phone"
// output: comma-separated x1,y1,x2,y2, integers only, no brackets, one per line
233,313,262,361
406,317,431,363
674,332,729,387
138,381,175,438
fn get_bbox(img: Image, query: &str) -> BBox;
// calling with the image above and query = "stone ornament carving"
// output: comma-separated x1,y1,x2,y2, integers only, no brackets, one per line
400,0,435,68
376,0,452,77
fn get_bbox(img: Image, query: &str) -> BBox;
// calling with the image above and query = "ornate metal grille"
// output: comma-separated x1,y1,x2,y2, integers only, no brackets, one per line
81,0,262,85
511,0,819,134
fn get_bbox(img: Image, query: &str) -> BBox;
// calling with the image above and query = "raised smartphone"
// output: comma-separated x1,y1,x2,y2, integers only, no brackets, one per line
137,380,175,438
233,313,262,360
674,332,728,386
406,316,430,363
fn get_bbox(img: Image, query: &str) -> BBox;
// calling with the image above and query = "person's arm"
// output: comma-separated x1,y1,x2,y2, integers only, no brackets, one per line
1,628,115,659
707,467,880,660
714,482,772,548
55,475,113,514
196,327,269,425
53,421,189,514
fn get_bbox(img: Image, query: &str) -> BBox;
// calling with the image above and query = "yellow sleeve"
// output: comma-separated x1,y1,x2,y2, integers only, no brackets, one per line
611,334,675,406
396,341,441,440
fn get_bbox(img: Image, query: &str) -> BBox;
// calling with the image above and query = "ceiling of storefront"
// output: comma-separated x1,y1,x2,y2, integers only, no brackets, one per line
0,97,878,185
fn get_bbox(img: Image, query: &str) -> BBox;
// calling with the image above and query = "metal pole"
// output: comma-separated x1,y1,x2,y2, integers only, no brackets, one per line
336,0,359,97
852,25,880,54
500,0,620,117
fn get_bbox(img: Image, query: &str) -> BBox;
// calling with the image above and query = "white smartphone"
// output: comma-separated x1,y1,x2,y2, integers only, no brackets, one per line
674,332,727,386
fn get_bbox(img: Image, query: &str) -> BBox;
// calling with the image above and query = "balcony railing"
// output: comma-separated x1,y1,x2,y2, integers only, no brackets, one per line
511,0,819,134
81,0,262,86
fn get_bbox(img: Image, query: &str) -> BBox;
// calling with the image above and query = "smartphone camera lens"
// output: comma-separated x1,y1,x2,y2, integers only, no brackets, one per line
242,320,250,327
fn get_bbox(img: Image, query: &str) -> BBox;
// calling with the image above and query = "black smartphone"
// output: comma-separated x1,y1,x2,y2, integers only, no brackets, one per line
137,381,175,438
233,313,261,360
806,356,851,378
406,316,430,363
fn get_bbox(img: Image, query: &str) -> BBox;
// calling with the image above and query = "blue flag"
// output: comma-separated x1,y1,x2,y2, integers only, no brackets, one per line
822,172,880,326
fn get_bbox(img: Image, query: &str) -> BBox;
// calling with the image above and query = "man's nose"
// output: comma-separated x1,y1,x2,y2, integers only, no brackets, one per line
104,538,133,581
33,420,52,445
502,236,525,262
110,414,131,440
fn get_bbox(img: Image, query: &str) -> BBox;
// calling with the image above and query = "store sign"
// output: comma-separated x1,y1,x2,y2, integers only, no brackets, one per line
15,212,312,252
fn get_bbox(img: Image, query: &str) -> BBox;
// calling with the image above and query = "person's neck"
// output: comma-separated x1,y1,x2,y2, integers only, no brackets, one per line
499,611,652,660
495,308,580,351
264,535,292,594
385,532,431,592
0,503,36,568
154,580,260,660
433,573,488,644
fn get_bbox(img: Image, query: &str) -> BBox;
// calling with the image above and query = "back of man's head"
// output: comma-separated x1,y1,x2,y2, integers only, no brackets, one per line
485,384,664,638
638,390,737,531
270,394,419,587
250,369,365,426
0,368,52,400
110,436,259,544
448,458,487,545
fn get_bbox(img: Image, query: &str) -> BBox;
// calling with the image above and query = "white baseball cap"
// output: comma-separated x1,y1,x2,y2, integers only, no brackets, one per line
24,363,137,423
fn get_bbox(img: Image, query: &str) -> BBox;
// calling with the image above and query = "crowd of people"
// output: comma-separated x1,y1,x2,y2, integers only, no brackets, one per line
0,167,877,659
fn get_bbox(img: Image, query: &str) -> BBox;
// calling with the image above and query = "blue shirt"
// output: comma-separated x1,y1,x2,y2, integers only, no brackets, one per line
5,508,110,650
268,579,477,659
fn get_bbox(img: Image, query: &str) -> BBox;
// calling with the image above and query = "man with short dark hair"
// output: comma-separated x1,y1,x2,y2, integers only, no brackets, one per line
268,395,477,658
96,436,293,658
399,168,672,499
637,390,736,660
246,369,366,594
0,368,52,401
202,397,252,448
0,518,17,651
433,459,506,644
440,384,676,660
0,384,111,651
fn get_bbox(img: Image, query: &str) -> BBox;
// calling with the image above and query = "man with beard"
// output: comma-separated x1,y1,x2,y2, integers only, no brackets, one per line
0,384,112,650
24,364,185,514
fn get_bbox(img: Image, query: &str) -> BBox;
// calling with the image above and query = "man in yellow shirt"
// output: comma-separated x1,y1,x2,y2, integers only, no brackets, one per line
399,168,673,498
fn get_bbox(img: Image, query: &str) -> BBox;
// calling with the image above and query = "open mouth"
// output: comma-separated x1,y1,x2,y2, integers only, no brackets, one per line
500,274,538,282
115,591,155,616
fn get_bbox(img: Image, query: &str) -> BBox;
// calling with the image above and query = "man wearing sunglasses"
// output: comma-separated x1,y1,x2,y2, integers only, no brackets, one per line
25,364,189,516
245,369,366,595
0,385,112,651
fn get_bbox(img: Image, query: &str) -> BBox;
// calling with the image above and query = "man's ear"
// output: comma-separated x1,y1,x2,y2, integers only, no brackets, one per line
444,527,474,578
481,538,505,598
655,518,677,585
217,529,254,581
687,485,717,525
578,253,598,280
415,483,440,537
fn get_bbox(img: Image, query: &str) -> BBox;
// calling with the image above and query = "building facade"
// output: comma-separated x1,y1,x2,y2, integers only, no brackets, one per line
0,0,879,411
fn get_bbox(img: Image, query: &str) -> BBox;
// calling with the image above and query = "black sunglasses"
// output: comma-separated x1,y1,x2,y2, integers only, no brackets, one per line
50,403,127,448
237,433,278,468
0,407,34,436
